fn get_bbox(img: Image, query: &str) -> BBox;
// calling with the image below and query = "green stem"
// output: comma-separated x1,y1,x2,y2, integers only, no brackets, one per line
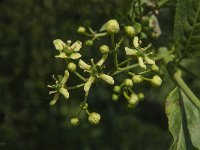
173,70,200,110
138,0,142,21
75,72,87,82
67,83,84,90
111,34,118,67
113,55,163,76
118,58,133,67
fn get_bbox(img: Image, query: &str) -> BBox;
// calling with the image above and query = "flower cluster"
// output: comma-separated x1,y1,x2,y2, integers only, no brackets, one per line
48,19,162,126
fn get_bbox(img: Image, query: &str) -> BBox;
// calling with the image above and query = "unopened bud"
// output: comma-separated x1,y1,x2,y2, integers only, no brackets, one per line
85,40,93,46
70,117,79,126
67,62,77,72
138,93,144,100
113,85,121,93
88,112,101,125
128,94,139,108
99,45,110,54
77,26,86,34
124,26,135,37
106,19,120,34
132,75,143,84
112,94,119,101
151,75,162,87
124,79,133,88
151,64,159,72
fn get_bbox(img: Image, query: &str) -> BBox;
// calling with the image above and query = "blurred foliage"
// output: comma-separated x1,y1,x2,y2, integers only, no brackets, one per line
1,0,198,149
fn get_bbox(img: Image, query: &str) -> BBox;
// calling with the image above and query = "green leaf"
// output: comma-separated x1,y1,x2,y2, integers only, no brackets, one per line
174,0,200,58
165,87,200,150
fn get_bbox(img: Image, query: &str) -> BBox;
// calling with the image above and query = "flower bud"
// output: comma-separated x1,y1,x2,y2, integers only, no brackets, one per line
128,94,139,108
106,19,120,34
132,75,143,84
151,75,162,87
77,26,86,34
85,40,93,46
138,93,144,100
124,26,135,37
112,94,119,101
124,79,133,88
59,87,69,99
99,45,110,54
67,62,77,72
113,85,121,94
88,112,101,125
70,117,79,126
80,102,88,109
151,64,159,72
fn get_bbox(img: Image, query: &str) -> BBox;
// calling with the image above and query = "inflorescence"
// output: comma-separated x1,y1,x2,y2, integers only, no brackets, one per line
48,19,162,126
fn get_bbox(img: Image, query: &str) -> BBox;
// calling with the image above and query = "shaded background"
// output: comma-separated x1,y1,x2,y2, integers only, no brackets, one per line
0,0,193,149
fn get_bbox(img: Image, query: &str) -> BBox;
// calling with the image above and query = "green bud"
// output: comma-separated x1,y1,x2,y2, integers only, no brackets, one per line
124,79,133,88
151,64,159,72
80,102,88,109
85,40,93,46
124,26,135,37
70,117,79,126
132,75,143,84
99,45,110,54
106,19,120,34
112,94,119,101
113,85,121,94
77,26,86,34
138,93,144,100
67,62,77,72
151,75,162,87
128,94,139,108
88,112,101,125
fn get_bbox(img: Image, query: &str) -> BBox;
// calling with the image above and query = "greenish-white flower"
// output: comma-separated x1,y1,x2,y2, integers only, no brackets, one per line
124,36,155,69
54,40,82,60
48,70,70,105
78,59,114,92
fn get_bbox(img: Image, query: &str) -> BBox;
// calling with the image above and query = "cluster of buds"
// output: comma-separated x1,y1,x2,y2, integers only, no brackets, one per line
48,19,162,126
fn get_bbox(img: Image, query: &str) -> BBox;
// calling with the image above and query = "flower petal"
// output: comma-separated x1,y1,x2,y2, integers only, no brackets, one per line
55,52,67,58
144,56,155,65
78,59,91,70
133,36,139,48
60,70,69,85
138,57,146,69
70,53,82,59
53,39,66,51
84,76,96,92
125,47,137,56
59,87,69,99
99,73,114,85
50,93,59,105
70,41,82,51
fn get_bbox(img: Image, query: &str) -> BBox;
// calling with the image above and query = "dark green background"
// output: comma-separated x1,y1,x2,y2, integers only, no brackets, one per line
0,0,184,149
